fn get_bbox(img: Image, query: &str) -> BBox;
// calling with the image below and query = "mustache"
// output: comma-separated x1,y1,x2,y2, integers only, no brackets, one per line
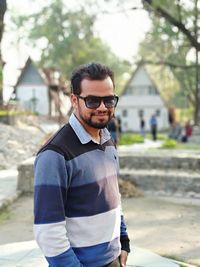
91,111,110,116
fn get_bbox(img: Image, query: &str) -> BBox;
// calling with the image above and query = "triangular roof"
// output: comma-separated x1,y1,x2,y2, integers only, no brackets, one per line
13,57,70,95
121,64,160,96
14,57,47,92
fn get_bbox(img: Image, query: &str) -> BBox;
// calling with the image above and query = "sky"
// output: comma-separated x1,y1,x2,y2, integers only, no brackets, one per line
2,0,151,100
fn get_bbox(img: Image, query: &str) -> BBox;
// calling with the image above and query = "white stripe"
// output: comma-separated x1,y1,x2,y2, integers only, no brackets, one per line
33,221,70,257
66,206,121,247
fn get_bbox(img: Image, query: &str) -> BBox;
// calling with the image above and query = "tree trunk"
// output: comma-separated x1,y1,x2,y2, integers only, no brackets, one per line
193,0,200,125
0,0,7,104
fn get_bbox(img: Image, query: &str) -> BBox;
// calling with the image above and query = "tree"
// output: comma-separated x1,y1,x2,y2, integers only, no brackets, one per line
138,16,195,108
104,0,200,123
141,0,200,124
0,0,7,103
11,0,130,94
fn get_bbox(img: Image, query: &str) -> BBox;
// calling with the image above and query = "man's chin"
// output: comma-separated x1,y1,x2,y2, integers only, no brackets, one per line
90,120,109,129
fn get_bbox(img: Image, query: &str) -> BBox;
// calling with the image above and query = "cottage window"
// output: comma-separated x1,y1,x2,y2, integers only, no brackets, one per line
138,110,144,117
149,86,157,95
156,109,161,117
122,109,127,117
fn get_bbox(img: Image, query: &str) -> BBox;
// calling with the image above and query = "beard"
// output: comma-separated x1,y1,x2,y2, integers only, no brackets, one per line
80,110,113,129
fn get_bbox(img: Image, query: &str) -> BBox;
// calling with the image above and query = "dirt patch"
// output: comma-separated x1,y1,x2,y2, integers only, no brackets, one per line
119,178,144,198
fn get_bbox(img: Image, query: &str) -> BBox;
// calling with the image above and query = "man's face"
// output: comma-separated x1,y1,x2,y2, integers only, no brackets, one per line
71,77,115,130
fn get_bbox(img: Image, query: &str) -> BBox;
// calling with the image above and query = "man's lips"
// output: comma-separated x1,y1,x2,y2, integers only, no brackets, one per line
92,112,109,116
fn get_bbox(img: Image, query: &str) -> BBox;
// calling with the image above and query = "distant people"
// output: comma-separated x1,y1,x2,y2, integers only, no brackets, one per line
169,122,182,140
150,114,157,141
117,116,122,134
107,116,118,145
168,107,176,127
181,121,193,143
140,116,145,137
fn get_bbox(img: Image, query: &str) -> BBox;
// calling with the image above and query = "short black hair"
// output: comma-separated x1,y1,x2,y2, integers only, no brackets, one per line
70,62,115,95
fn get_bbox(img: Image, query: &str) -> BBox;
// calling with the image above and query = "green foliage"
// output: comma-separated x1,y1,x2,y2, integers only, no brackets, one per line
139,0,200,123
146,133,167,141
0,207,10,223
119,133,144,145
161,138,177,149
11,0,131,92
176,143,200,151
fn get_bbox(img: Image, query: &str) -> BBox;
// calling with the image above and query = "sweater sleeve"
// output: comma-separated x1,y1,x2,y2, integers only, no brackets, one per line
120,214,130,253
33,150,83,267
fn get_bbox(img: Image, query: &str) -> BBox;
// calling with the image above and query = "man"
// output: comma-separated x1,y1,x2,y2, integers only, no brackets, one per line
34,62,130,267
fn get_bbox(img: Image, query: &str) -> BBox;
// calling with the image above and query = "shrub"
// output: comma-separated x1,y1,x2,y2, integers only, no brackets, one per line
119,133,144,145
161,139,177,149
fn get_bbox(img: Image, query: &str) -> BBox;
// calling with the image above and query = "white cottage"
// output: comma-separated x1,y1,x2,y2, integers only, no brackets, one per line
116,65,169,132
14,57,50,115
14,57,70,116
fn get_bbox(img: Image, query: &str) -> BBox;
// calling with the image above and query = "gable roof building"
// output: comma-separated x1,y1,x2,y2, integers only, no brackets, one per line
116,65,169,132
14,57,70,117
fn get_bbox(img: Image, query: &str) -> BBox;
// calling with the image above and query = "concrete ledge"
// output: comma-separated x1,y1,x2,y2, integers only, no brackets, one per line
120,168,200,197
0,241,180,267
119,153,200,171
17,157,35,193
0,169,21,211
17,154,200,197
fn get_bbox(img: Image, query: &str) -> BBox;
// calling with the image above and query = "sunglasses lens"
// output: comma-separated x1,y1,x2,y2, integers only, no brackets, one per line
85,96,100,108
84,95,118,109
104,96,118,108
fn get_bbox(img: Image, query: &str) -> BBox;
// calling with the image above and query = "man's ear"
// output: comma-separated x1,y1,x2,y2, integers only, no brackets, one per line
70,94,78,110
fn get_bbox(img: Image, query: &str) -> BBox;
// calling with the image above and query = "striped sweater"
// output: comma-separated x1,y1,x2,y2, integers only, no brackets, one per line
34,113,130,267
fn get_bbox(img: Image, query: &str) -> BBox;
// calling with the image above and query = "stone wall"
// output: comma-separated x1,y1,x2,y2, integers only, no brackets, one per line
17,157,35,193
17,150,200,197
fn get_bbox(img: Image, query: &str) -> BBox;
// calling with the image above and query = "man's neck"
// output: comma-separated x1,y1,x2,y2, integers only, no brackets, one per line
84,125,101,143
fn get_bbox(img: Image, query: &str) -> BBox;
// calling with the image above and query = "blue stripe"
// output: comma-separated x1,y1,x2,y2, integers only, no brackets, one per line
72,237,120,267
120,215,128,236
46,247,83,267
34,150,69,188
68,149,119,187
34,185,66,224
66,175,120,217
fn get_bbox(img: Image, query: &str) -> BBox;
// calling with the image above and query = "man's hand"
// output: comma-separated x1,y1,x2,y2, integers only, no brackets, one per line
119,250,128,267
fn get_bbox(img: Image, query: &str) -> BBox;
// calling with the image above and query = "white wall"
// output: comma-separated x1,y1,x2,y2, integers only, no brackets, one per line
16,85,49,115
116,96,169,132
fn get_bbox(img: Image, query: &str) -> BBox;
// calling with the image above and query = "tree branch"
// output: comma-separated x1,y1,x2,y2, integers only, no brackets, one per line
142,0,200,50
139,59,196,69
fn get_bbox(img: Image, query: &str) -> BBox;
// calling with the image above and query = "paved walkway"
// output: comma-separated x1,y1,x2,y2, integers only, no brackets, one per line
0,240,179,267
0,169,19,211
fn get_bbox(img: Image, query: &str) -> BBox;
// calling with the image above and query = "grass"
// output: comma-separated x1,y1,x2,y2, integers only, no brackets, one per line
175,143,200,150
119,133,144,145
119,132,200,150
0,207,10,223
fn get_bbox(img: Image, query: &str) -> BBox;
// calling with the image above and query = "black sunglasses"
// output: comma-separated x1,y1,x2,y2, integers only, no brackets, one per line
76,95,119,109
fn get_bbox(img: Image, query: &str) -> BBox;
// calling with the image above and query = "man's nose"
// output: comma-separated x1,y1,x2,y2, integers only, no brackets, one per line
97,99,107,110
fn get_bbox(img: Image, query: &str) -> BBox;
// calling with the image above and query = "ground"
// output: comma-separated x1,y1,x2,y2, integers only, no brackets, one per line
0,195,199,266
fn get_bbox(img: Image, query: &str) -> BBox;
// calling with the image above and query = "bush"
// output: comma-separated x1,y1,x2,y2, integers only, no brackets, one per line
119,133,144,145
161,139,177,149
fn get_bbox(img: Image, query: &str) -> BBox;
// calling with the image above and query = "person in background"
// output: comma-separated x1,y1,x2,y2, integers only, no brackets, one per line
34,62,130,267
107,116,118,146
117,116,122,134
181,121,193,143
140,116,145,137
150,114,158,141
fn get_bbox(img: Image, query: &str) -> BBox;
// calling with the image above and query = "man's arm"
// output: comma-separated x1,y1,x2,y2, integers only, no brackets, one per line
34,150,83,267
120,214,130,267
